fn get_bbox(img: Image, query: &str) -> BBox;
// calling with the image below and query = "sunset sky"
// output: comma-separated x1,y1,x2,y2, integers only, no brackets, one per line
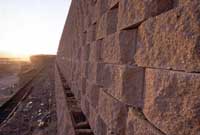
0,0,71,58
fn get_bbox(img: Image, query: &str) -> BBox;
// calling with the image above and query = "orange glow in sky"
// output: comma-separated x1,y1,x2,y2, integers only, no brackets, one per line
0,0,72,58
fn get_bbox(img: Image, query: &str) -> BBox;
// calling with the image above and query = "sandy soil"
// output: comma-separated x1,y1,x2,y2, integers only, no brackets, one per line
0,74,19,106
0,74,18,88
0,63,57,135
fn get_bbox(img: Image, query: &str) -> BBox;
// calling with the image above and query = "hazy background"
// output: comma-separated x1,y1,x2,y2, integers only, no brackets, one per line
0,0,72,57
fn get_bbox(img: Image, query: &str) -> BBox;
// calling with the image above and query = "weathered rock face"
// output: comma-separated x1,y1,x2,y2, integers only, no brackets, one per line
55,0,200,135
126,108,164,135
85,81,100,109
118,0,173,30
100,64,144,107
108,0,119,9
144,69,200,135
174,0,194,6
135,2,200,72
96,7,118,40
98,90,127,135
101,30,137,64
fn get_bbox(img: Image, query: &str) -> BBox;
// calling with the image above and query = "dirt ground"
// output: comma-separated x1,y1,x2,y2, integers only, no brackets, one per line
0,74,19,106
0,63,57,135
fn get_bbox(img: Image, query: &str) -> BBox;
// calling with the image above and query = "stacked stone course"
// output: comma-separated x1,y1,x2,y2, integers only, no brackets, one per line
56,0,200,135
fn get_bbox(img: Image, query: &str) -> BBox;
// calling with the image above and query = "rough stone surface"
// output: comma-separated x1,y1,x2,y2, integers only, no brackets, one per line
118,0,173,30
81,96,90,119
96,8,118,40
86,62,104,84
84,15,92,32
90,0,98,24
98,90,127,135
96,0,108,18
101,64,144,107
80,61,89,78
108,0,119,9
71,81,82,100
174,0,194,6
96,13,107,40
144,68,200,135
107,7,118,35
86,24,96,45
96,116,107,135
56,0,200,135
135,2,200,72
88,105,98,131
78,77,87,96
102,30,137,64
71,62,81,81
86,81,100,109
89,40,102,62
126,108,164,135
81,45,90,61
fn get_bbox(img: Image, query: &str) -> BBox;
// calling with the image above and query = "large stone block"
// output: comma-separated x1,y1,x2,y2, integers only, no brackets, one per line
81,45,90,61
89,40,102,62
101,64,144,107
77,77,87,96
135,2,200,72
98,90,127,135
86,81,100,109
144,69,200,135
88,105,98,134
91,10,97,25
96,116,107,135
96,7,118,40
174,0,194,7
80,32,87,46
96,13,107,40
90,1,98,24
86,62,104,84
126,108,164,135
107,7,118,35
71,81,81,100
102,30,136,64
108,0,119,9
81,61,89,78
71,62,77,81
84,15,92,32
118,0,173,30
71,44,80,60
71,61,82,81
96,0,108,18
86,24,96,45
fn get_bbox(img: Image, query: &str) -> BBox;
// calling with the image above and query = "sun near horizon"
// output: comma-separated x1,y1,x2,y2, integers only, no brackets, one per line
0,47,56,61
0,44,56,61
0,50,49,61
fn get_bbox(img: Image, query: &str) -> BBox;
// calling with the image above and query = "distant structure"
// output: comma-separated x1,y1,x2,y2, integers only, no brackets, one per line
56,0,200,135
30,55,55,66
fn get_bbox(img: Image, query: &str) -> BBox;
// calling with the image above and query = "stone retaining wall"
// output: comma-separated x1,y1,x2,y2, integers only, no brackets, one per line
56,0,200,135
